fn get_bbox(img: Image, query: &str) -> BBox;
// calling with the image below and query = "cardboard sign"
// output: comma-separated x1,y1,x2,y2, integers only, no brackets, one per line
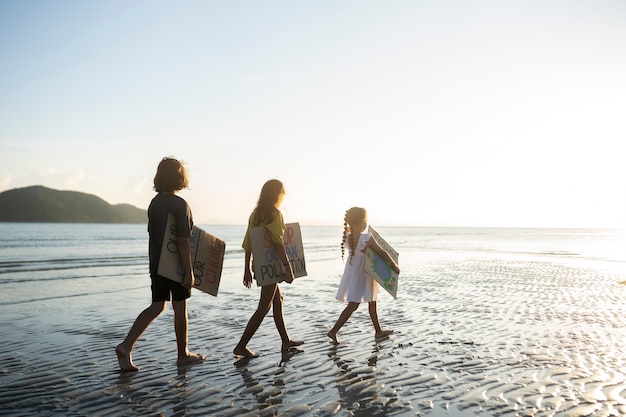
364,226,399,299
249,222,307,286
158,213,226,296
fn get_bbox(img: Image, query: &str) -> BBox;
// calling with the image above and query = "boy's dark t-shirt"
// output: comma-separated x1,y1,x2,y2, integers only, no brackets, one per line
148,193,193,277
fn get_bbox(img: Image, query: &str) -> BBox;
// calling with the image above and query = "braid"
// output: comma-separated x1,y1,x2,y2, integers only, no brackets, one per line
341,219,349,261
348,231,358,264
341,207,366,264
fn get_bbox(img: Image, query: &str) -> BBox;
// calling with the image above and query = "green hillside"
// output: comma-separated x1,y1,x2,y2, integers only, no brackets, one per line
0,186,147,223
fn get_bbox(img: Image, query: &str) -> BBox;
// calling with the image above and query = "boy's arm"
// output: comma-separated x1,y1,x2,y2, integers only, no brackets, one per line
177,236,195,289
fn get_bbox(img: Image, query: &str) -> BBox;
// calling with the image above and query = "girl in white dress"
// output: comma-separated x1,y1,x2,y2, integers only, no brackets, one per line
327,207,400,345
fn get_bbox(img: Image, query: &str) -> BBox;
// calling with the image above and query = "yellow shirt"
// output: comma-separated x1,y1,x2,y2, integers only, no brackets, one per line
241,209,285,252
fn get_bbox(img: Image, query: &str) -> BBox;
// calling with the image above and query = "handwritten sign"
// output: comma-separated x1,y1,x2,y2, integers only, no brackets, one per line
364,226,399,299
249,223,307,286
158,213,226,296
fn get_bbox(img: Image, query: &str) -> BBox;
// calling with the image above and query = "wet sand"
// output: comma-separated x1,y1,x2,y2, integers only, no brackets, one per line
2,250,626,416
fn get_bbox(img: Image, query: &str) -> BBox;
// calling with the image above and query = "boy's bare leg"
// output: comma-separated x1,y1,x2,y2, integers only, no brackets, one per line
173,300,205,365
116,301,167,371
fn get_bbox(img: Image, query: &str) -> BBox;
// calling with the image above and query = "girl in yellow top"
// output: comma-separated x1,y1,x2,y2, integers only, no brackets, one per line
233,179,304,358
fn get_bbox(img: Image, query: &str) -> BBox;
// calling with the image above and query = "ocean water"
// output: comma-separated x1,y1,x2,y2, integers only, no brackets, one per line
1,224,624,307
2,223,626,416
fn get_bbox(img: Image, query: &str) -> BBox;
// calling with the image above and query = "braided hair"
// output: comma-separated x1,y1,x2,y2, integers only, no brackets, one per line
341,207,367,263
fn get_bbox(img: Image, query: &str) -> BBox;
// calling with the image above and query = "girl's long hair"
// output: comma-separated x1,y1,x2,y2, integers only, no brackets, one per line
341,207,367,262
252,179,284,226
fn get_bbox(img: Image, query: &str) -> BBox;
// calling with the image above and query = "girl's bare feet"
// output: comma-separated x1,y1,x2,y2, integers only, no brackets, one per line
116,344,139,372
281,339,304,352
375,330,394,339
177,352,205,366
326,331,339,345
233,346,259,358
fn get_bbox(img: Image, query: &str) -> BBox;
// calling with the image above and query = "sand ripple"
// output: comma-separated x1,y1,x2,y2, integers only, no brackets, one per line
2,251,626,416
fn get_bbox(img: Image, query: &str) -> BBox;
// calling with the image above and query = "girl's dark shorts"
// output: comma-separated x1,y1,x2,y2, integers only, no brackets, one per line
151,273,191,302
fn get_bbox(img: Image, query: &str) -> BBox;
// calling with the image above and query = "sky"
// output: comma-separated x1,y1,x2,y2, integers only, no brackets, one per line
1,0,625,228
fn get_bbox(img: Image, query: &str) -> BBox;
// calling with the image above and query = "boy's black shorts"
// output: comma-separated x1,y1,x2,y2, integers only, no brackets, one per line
151,273,191,302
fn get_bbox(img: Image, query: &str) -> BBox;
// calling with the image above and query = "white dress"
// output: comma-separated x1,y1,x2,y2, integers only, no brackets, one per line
335,232,379,303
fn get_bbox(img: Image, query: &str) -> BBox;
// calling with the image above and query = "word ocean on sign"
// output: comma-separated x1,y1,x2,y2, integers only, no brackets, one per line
249,223,307,286
158,213,226,296
364,226,399,299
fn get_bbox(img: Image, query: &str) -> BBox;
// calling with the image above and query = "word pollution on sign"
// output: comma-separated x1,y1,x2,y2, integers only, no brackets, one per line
249,223,307,286
158,213,226,296
364,226,399,299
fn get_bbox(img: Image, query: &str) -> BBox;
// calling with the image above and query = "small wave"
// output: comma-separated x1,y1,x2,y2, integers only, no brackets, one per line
3,286,145,306
0,256,146,276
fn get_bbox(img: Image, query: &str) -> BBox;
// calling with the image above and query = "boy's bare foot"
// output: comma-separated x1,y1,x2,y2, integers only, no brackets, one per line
375,330,394,339
326,331,339,345
116,344,139,372
177,352,205,366
281,339,304,352
233,346,259,358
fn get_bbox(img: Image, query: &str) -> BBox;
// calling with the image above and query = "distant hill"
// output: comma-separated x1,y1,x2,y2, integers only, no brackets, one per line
0,186,147,223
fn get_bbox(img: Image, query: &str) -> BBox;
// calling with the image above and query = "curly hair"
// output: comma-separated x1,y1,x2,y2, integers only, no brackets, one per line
153,157,189,193
341,207,367,262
